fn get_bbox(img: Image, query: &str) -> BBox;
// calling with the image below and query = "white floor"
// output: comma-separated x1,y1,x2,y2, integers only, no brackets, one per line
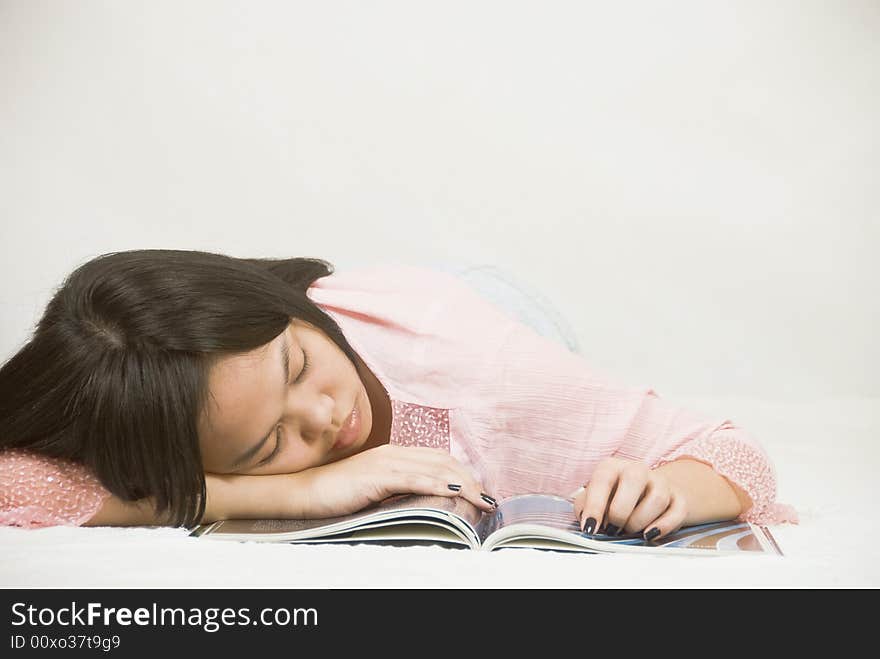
2,396,877,588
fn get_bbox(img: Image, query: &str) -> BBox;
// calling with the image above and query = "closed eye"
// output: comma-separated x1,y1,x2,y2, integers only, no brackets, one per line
294,349,310,384
257,426,284,466
257,346,306,468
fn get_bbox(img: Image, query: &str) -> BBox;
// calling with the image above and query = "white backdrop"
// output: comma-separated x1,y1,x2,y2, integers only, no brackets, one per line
1,0,877,401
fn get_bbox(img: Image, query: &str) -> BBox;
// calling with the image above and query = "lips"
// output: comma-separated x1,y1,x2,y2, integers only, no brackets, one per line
332,396,361,451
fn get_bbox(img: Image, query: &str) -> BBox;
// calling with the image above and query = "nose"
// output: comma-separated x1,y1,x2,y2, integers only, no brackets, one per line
290,392,337,442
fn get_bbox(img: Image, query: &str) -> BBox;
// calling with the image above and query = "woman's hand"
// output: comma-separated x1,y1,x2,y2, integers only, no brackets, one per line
573,457,689,541
294,445,497,518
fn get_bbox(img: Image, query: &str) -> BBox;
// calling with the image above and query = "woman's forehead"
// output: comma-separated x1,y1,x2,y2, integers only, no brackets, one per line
199,332,287,433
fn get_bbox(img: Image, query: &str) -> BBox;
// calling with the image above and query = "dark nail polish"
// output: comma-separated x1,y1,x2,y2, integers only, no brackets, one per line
480,493,497,507
582,517,596,534
644,527,661,542
605,523,619,536
447,483,462,492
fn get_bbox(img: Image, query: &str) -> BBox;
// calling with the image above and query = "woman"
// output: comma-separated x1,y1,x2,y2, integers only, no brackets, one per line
0,249,798,537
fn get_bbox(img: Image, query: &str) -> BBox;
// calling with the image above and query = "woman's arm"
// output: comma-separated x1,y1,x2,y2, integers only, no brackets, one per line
198,471,313,523
83,444,497,527
82,471,315,527
203,445,496,520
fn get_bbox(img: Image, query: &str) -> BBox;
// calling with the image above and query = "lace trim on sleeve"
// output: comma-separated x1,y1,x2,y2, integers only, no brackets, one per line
0,449,111,528
389,399,451,451
651,435,799,526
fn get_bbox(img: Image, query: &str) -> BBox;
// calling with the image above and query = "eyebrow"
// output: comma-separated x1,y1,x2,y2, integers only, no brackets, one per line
228,335,291,470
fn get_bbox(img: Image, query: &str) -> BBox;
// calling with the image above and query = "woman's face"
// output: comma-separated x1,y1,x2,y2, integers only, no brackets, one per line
197,319,373,475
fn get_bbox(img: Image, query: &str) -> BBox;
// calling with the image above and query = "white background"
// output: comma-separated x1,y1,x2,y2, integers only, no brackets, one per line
2,0,877,399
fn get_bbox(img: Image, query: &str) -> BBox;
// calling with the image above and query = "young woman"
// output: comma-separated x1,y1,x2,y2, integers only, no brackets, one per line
0,250,798,539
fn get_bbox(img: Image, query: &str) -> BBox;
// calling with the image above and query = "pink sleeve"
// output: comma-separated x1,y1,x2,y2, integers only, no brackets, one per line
617,392,800,526
0,449,111,528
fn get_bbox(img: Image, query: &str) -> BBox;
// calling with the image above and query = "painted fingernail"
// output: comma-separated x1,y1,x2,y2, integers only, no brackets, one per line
447,483,462,492
644,527,661,542
582,517,596,534
480,493,497,507
605,523,619,536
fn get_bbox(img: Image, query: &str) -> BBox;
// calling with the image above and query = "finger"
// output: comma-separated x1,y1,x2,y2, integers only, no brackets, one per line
597,480,619,532
415,447,495,502
427,460,496,513
603,469,648,536
391,448,497,512
387,472,493,510
448,482,496,512
641,491,687,542
443,481,495,512
427,462,496,513
578,468,619,534
437,456,498,513
453,474,497,513
621,477,671,534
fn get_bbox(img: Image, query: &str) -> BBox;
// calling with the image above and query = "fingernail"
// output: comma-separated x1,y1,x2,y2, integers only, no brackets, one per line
582,517,596,534
447,484,462,492
480,493,497,507
644,527,661,542
605,523,619,536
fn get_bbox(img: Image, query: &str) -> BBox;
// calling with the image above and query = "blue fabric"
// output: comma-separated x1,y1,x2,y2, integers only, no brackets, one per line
425,261,581,355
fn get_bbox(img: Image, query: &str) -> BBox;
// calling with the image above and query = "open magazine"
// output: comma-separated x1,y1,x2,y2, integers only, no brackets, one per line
189,493,784,556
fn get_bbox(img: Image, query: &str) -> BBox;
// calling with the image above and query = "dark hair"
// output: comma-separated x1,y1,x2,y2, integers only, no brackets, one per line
0,249,361,527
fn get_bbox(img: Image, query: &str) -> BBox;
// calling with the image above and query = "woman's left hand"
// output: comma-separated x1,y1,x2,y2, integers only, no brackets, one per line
572,456,689,541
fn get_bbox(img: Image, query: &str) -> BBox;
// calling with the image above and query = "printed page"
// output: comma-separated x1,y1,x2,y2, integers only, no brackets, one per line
475,493,640,543
194,493,484,539
284,521,473,548
477,493,779,554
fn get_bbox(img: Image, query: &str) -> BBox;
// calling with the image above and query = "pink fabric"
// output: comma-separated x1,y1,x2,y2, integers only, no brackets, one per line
1,263,798,528
0,449,110,528
389,400,451,451
308,264,798,526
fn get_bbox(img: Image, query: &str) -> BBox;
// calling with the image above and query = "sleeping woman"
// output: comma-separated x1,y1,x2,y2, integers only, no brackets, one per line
0,250,798,539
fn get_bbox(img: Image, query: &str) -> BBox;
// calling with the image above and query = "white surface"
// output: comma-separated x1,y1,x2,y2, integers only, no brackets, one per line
3,396,877,588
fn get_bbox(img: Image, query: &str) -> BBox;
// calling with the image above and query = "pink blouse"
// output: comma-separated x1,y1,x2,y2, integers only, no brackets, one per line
0,264,798,528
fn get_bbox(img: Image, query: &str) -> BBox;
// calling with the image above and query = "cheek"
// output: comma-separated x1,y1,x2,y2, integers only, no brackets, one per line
359,388,373,434
198,439,233,473
255,439,318,475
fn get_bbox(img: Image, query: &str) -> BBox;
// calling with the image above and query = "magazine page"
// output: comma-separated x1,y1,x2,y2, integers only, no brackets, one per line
478,494,782,555
190,493,485,545
280,520,475,548
475,493,642,544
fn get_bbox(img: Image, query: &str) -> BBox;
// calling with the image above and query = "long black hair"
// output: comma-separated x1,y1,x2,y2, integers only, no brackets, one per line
0,249,361,527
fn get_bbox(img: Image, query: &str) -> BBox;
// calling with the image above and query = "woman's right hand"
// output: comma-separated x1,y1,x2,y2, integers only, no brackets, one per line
294,445,497,518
